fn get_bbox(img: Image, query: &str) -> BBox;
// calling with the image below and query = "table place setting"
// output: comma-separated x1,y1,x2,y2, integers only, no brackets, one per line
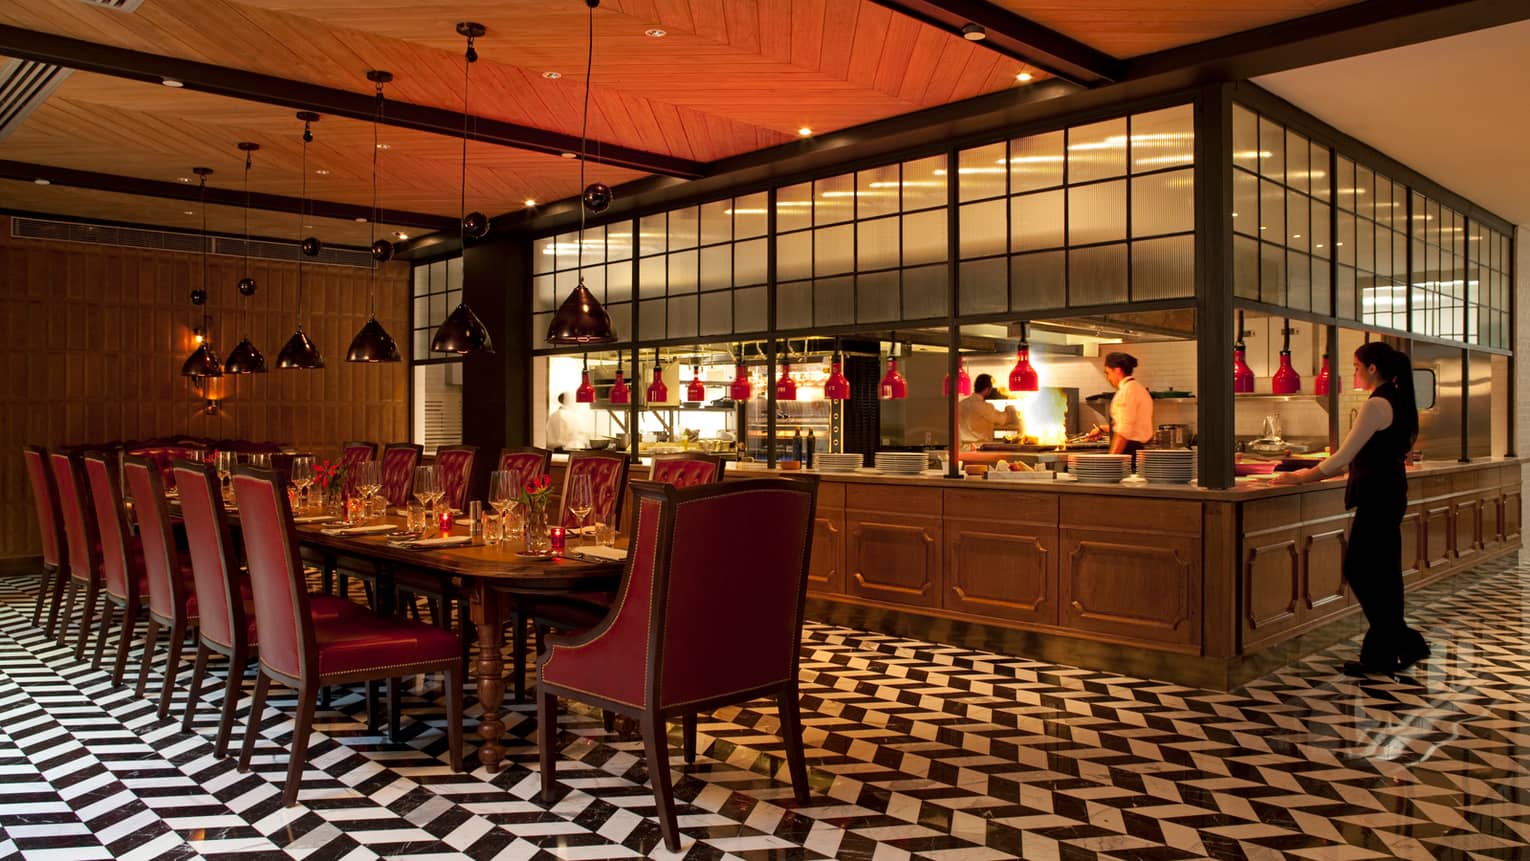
387,534,473,550
293,514,337,524
566,545,628,563
319,523,396,537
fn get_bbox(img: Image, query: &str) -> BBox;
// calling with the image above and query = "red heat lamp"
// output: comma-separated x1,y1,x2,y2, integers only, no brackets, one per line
729,360,751,401
575,371,595,403
824,354,850,400
879,343,907,400
1233,310,1255,393
1009,347,1039,392
646,356,667,403
609,363,631,404
1314,354,1331,396
686,365,706,402
943,357,971,397
1271,318,1301,394
776,362,797,401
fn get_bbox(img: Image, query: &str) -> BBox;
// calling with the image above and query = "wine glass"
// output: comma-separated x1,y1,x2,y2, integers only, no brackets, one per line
489,470,514,515
427,463,448,513
413,466,436,517
290,455,314,512
568,473,594,547
355,461,380,522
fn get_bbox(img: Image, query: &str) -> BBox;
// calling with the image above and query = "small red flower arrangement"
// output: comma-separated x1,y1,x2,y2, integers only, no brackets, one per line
313,459,346,489
521,473,554,512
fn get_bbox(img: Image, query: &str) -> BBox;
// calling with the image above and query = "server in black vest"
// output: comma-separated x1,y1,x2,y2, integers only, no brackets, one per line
1271,342,1428,676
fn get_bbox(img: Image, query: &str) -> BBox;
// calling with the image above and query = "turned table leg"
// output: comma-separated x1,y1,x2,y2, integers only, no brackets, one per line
469,583,507,772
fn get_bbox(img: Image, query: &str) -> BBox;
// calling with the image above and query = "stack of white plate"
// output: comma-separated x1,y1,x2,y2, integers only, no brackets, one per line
1069,453,1132,484
874,451,928,475
1138,449,1196,485
814,453,863,473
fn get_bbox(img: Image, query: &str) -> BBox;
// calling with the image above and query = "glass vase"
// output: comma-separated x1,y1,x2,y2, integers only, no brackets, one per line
524,505,551,554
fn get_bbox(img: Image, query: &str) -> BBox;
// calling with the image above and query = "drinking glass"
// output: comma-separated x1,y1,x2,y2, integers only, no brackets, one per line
594,521,615,548
568,473,594,547
249,452,270,469
482,512,504,545
291,455,314,511
489,470,514,517
406,501,426,533
413,466,436,516
354,461,380,522
427,463,448,513
215,451,235,496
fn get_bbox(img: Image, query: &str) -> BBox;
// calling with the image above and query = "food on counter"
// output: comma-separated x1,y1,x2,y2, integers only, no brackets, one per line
964,463,988,476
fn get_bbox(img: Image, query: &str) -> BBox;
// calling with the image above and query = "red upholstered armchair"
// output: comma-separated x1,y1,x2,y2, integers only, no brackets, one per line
83,453,151,685
24,446,67,637
232,465,464,805
648,453,725,488
123,456,198,716
434,445,478,511
497,447,551,491
379,443,423,507
339,441,377,497
538,477,820,852
559,450,629,529
49,452,103,658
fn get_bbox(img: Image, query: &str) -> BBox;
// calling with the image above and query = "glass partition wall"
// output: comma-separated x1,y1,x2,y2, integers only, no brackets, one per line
520,85,1513,485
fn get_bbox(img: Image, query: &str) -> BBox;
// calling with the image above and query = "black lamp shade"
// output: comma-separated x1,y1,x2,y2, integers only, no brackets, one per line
276,326,325,369
431,303,494,355
223,338,267,374
346,316,402,363
181,342,223,378
546,282,617,345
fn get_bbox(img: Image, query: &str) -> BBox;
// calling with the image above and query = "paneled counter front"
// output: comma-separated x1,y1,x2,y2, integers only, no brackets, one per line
547,457,1522,688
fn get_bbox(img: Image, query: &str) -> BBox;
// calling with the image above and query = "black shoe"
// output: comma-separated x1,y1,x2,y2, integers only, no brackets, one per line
1397,641,1431,671
1343,659,1397,677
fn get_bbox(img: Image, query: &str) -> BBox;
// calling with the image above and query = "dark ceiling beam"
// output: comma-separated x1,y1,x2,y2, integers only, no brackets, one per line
0,159,458,232
865,0,1123,86
1123,0,1530,83
0,24,705,180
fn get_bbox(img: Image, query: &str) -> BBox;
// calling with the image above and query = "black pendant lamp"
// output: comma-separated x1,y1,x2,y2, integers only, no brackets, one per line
180,167,222,378
224,142,267,374
347,70,402,363
546,0,617,346
430,23,494,355
277,112,325,370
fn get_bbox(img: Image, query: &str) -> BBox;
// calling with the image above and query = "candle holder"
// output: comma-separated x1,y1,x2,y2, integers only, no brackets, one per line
549,526,566,555
439,508,454,536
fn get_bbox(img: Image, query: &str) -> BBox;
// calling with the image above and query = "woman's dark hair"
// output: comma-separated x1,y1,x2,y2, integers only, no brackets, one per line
1103,352,1138,374
1354,341,1419,442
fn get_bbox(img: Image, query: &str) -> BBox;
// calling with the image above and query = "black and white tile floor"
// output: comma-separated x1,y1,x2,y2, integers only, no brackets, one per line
2,559,1529,860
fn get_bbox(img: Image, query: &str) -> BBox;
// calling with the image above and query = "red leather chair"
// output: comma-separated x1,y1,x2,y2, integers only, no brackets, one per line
176,459,363,757
497,447,551,490
649,453,726,488
24,446,67,636
538,478,819,852
83,453,151,684
379,443,423,508
50,451,102,658
339,441,377,497
123,456,197,715
434,445,478,512
232,465,464,805
559,450,629,529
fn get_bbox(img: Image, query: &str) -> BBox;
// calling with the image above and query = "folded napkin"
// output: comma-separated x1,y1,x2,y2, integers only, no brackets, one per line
293,515,336,524
393,535,472,549
574,545,627,562
321,524,396,536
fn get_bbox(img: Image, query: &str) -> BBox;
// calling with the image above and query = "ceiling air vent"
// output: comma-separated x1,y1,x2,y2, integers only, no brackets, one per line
76,0,146,10
0,59,72,141
11,217,372,268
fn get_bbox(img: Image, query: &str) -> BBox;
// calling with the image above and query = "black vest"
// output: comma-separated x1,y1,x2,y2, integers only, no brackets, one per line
1345,381,1415,510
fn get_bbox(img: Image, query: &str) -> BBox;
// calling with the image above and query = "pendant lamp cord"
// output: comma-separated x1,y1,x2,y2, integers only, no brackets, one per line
297,121,309,325
240,149,252,338
371,79,384,317
576,0,595,276
460,33,474,249
200,174,210,339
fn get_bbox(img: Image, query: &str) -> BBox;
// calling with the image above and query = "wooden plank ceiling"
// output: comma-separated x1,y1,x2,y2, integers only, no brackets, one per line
996,0,1360,59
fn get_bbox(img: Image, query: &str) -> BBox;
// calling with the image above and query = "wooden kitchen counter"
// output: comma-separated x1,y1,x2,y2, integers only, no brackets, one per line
549,455,1523,689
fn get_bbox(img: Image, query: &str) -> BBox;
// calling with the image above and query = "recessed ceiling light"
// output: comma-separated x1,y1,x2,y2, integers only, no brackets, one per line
644,28,666,37
1016,71,1033,82
33,178,49,185
797,127,813,136
542,71,562,79
560,152,577,159
178,177,191,183
524,198,537,207
305,224,315,229
161,78,183,88
315,168,330,175
183,210,194,215
375,143,390,150
355,217,367,223
961,23,985,41
393,231,409,240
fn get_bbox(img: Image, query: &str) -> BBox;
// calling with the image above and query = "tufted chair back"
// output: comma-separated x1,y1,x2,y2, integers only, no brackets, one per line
560,450,629,529
127,445,204,490
49,452,99,584
24,446,64,570
434,445,478,511
379,443,423,507
232,466,312,681
174,459,247,651
498,447,551,494
123,456,186,622
83,453,142,602
339,442,376,496
648,453,725,488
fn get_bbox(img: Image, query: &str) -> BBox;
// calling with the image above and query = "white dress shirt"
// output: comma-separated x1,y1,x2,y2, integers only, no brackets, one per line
1109,376,1154,444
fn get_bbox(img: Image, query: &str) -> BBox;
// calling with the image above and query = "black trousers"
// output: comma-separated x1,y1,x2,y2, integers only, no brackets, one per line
1344,496,1425,666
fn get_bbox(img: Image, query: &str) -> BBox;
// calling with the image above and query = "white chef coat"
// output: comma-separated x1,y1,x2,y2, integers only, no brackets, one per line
545,405,587,450
1109,376,1154,444
958,392,1019,449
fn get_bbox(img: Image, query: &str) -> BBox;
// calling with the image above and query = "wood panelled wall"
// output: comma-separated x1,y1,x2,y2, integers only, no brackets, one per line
0,216,410,562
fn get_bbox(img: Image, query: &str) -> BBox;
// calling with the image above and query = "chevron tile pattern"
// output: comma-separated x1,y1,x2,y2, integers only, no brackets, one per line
0,559,1527,859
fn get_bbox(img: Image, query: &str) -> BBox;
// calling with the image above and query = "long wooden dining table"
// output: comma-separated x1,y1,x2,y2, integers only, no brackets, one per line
286,517,625,772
